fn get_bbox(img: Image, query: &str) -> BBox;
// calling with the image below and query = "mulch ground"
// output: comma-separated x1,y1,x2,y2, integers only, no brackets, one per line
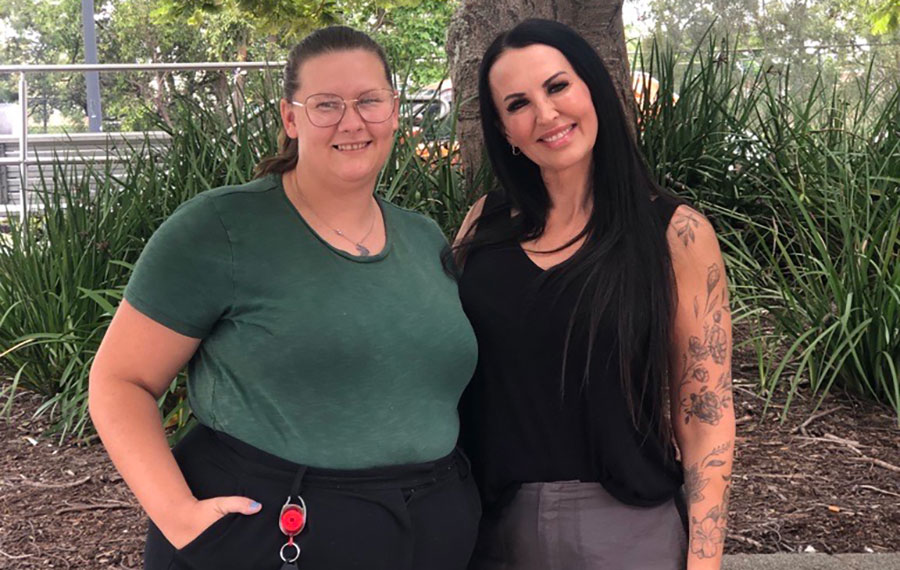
1,328,898,568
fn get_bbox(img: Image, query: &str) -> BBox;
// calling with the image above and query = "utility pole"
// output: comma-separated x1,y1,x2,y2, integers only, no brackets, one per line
82,0,103,131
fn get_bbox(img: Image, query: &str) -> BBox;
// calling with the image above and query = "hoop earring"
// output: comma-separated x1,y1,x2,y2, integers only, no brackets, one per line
511,144,521,156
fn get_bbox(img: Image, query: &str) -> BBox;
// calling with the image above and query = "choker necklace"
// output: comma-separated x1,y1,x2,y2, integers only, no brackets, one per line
289,176,378,256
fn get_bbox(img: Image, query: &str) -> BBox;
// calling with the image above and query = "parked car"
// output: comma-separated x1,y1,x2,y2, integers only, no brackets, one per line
403,79,453,129
401,80,458,163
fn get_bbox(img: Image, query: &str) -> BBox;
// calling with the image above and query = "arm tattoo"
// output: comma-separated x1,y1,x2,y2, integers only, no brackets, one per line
673,243,734,560
683,442,732,504
673,211,702,246
678,263,732,426
690,476,732,559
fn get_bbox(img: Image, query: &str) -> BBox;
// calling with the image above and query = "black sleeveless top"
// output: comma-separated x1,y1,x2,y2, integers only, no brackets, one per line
458,192,685,514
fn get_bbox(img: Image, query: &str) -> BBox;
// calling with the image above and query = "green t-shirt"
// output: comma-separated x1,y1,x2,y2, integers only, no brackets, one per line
125,174,478,468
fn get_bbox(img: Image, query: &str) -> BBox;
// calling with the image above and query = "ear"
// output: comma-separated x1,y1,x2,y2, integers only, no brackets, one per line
280,98,301,139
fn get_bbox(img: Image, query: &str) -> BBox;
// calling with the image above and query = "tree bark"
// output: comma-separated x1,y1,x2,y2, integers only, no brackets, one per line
446,0,635,178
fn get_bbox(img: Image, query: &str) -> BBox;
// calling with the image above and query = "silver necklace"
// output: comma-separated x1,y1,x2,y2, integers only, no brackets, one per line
290,176,378,256
332,211,377,256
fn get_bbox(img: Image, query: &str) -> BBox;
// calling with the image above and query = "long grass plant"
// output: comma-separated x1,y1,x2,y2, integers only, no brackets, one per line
635,37,900,420
0,78,487,439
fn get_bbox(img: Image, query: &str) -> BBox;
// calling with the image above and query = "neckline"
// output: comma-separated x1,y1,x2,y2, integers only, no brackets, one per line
516,241,581,273
502,193,670,274
276,175,392,263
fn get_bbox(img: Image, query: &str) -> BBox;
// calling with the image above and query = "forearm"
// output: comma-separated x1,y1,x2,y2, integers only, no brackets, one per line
681,431,734,570
89,376,196,531
665,211,736,569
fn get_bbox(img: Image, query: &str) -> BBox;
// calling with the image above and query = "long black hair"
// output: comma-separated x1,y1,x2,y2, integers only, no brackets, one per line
255,26,393,177
457,19,680,452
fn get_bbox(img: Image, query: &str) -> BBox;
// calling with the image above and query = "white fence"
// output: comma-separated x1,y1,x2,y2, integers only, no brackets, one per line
0,132,171,210
0,61,283,220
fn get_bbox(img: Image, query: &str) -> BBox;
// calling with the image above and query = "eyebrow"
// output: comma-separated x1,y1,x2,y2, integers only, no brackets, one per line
502,71,569,102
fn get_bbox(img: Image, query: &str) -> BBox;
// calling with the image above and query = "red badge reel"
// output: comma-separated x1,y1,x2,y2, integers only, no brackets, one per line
278,495,307,569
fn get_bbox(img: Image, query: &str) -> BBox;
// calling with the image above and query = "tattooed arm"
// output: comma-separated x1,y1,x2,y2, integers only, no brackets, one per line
667,205,736,570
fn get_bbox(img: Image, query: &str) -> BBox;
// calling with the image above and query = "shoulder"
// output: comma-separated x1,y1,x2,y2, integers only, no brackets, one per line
165,175,282,232
666,204,718,252
158,192,221,234
175,175,280,211
202,175,282,208
665,204,724,283
380,200,448,240
454,194,489,245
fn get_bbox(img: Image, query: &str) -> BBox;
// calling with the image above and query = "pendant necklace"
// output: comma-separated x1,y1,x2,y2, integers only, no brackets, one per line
290,176,378,256
332,213,376,256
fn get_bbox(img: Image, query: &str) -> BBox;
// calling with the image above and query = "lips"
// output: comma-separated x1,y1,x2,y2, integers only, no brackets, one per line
538,124,576,143
332,141,372,151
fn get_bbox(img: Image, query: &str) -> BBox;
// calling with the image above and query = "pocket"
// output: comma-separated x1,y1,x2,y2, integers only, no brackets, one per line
144,520,177,570
175,512,240,558
173,492,286,570
168,428,257,569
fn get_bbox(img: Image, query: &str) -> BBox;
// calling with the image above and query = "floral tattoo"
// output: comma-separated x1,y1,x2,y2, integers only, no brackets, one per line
683,442,731,504
690,478,732,559
675,218,734,562
691,504,727,558
679,263,732,426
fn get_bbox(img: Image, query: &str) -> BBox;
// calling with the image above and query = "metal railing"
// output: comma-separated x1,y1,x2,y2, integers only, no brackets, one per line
0,61,284,219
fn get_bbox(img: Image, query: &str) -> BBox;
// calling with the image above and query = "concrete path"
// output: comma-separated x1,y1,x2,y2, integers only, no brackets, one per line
723,553,900,569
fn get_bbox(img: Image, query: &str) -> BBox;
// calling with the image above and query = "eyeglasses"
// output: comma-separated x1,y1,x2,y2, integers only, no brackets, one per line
291,88,399,127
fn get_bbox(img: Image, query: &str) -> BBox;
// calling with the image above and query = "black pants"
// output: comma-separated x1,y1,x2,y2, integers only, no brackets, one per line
144,425,482,570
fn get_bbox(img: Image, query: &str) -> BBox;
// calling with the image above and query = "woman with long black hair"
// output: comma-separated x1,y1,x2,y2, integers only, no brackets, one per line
455,19,735,570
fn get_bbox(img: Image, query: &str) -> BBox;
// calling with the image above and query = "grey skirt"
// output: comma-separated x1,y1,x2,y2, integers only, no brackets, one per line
468,481,687,570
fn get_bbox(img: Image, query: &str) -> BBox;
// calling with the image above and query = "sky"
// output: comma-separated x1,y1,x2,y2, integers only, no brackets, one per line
624,0,655,38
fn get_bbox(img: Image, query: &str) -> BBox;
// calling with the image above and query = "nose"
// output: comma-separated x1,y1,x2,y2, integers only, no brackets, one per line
532,94,559,125
337,102,366,132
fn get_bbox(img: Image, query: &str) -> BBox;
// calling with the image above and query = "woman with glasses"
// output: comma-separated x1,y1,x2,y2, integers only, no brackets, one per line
89,26,480,570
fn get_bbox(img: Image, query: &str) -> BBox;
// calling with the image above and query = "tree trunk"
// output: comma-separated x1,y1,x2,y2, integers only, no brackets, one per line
446,0,635,178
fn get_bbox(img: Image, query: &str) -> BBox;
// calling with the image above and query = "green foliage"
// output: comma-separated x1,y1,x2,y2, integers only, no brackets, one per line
345,0,458,86
0,82,486,438
635,37,900,420
4,20,898,439
382,84,490,234
0,80,282,437
1,0,453,132
637,0,900,102
0,0,88,128
871,0,900,34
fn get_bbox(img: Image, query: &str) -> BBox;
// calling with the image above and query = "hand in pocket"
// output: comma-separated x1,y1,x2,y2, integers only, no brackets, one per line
164,495,262,550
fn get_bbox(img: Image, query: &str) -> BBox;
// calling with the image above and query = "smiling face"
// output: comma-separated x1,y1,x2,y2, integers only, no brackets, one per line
280,49,398,187
488,44,598,180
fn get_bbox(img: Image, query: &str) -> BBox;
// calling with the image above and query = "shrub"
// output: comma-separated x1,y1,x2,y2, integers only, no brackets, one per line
0,82,487,439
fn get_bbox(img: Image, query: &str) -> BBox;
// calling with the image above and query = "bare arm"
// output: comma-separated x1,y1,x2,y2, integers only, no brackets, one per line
88,300,260,549
667,206,736,570
453,194,487,246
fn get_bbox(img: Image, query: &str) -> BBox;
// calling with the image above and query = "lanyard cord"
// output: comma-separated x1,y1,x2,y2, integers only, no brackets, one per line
290,465,308,499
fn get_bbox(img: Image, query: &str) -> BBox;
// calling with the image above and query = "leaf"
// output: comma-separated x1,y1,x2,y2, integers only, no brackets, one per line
77,287,118,316
706,263,721,294
707,460,726,467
